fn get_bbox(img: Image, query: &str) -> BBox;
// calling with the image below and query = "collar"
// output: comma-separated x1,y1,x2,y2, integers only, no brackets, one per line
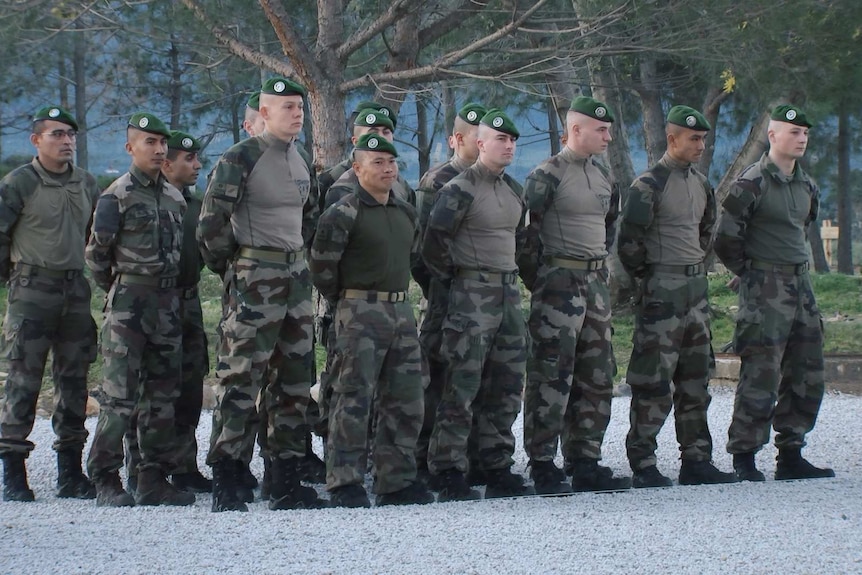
659,152,693,172
762,153,804,183
559,146,590,163
260,132,293,150
473,159,506,182
30,157,79,185
356,185,396,207
129,164,164,188
450,154,474,172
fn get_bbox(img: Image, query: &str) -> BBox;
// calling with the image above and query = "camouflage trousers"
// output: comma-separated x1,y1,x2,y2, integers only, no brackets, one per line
416,276,448,465
625,270,714,471
727,269,824,454
125,291,209,477
327,297,424,494
207,256,314,465
524,265,615,463
0,270,96,456
313,293,337,439
427,275,527,474
87,282,182,478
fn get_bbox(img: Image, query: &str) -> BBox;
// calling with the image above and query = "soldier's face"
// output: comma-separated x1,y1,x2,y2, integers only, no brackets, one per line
667,128,707,164
478,127,517,171
126,128,167,178
769,122,809,160
353,151,398,195
164,151,201,187
31,119,76,171
260,95,305,140
571,117,612,156
352,125,394,143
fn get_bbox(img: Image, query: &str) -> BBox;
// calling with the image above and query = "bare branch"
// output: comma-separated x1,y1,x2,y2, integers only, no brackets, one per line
336,0,416,60
258,0,320,78
417,0,490,49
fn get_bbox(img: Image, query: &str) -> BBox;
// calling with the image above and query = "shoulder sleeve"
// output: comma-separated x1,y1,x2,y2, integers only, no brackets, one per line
85,186,123,291
617,174,659,277
421,179,474,281
197,146,249,275
0,167,35,280
309,196,357,300
713,172,761,276
517,163,557,289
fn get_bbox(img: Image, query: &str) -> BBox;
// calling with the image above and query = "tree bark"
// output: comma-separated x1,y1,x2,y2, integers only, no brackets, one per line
73,20,88,170
636,57,665,166
416,94,430,177
836,103,854,274
698,86,731,177
168,38,183,129
713,110,769,206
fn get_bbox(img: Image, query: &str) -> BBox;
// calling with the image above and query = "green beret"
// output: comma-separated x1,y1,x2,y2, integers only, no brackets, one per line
480,108,519,138
352,100,397,129
569,96,614,123
167,130,201,152
770,104,812,128
261,77,307,98
33,106,78,131
128,112,171,137
354,133,398,157
457,102,487,126
667,105,711,131
246,91,260,111
353,109,395,131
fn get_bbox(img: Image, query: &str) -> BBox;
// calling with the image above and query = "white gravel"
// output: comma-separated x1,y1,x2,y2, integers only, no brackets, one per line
1,386,860,575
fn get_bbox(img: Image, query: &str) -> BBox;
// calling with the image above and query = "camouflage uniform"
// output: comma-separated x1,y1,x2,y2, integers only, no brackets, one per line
124,187,208,476
618,153,717,471
518,147,620,463
714,153,823,454
0,158,99,457
310,187,424,494
422,160,527,475
85,165,186,479
414,155,474,467
199,133,318,467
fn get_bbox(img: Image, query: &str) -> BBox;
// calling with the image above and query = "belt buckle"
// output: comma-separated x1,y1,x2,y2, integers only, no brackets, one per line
159,278,174,289
795,262,807,275
65,270,78,280
685,264,699,276
589,259,601,271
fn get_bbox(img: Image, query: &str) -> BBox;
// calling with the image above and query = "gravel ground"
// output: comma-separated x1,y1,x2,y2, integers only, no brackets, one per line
1,386,860,575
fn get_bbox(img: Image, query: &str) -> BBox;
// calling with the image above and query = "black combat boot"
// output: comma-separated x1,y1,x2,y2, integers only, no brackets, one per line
2,453,35,502
529,460,571,495
268,457,327,510
376,481,435,506
330,484,371,508
632,465,673,489
679,460,739,485
733,452,765,482
235,460,255,503
260,457,272,500
775,449,835,481
135,467,195,506
466,467,488,487
434,469,481,502
93,472,135,507
56,449,96,499
569,459,632,492
171,470,213,493
211,459,248,512
484,467,535,499
300,433,326,483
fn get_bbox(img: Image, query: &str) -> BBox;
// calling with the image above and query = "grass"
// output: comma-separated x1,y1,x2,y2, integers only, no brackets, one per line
1,269,860,393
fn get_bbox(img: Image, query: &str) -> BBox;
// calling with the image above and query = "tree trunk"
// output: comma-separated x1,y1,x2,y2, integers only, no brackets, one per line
73,21,88,170
308,81,347,170
590,58,635,189
836,103,854,274
698,86,731,177
442,83,455,159
636,57,666,166
168,38,183,129
546,96,560,157
809,222,830,273
714,111,770,206
416,94,431,177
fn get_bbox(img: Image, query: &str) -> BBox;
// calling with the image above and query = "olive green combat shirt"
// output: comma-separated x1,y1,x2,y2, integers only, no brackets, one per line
618,153,716,278
714,153,818,276
310,186,419,300
176,187,204,288
322,158,416,209
0,158,100,277
422,159,525,279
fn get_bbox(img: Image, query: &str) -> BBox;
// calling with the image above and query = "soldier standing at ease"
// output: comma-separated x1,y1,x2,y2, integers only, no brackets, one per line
123,130,213,494
0,106,99,502
86,113,193,507
423,109,533,501
200,77,324,512
715,104,834,482
519,96,630,494
618,105,737,488
310,134,434,508
413,102,485,480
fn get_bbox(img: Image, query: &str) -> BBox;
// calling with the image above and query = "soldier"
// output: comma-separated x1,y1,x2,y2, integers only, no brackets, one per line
123,130,213,494
199,77,324,512
423,109,533,501
85,112,193,507
715,104,834,482
0,106,99,502
242,91,266,138
310,134,434,508
519,96,630,494
413,102,485,481
618,105,737,488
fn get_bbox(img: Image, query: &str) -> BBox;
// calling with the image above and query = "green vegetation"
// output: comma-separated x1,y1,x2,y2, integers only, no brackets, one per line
0,269,859,392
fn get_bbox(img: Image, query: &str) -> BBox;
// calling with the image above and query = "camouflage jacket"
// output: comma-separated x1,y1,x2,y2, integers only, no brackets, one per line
517,147,620,289
317,158,351,212
323,166,416,211
618,153,716,278
85,164,186,291
714,153,819,276
197,134,319,275
0,158,100,280
310,186,419,301
176,187,205,288
422,159,525,281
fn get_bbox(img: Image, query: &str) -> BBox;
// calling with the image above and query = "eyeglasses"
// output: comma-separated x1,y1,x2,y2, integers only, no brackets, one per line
41,129,78,140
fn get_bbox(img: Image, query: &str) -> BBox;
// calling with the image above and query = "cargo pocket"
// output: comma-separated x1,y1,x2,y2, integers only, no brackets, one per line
1,317,26,361
101,342,131,399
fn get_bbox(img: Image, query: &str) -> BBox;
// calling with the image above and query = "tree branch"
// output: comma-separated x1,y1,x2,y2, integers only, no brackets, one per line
417,0,490,49
336,0,416,60
258,0,321,79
